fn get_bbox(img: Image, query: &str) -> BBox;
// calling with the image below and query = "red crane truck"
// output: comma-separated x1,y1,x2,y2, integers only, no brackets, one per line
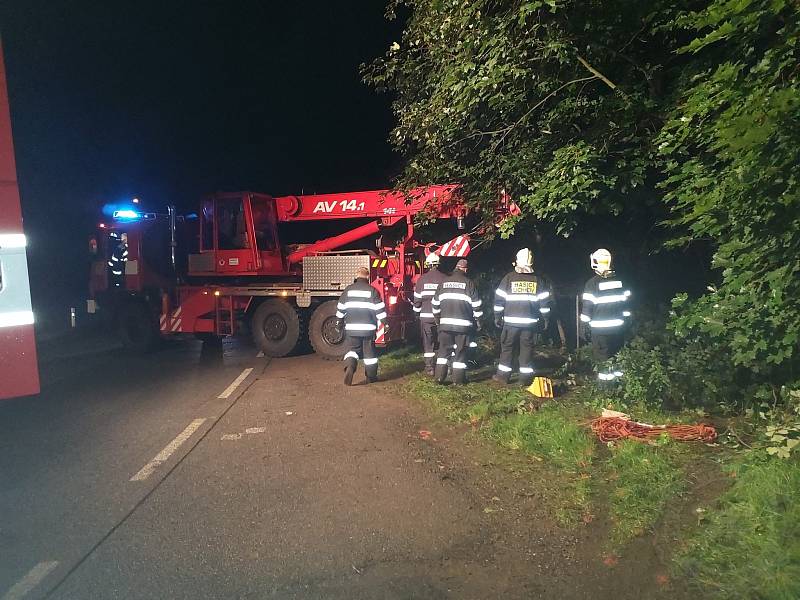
88,187,509,359
0,43,40,400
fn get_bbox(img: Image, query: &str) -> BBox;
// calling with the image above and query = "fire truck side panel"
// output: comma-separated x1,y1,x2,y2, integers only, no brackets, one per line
0,44,39,400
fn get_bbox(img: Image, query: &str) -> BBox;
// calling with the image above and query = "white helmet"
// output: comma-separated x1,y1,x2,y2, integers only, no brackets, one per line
425,252,440,266
514,248,533,272
590,248,612,274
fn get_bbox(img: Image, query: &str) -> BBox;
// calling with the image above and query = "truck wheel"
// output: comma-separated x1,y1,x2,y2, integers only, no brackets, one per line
309,300,347,360
251,299,302,357
118,302,159,353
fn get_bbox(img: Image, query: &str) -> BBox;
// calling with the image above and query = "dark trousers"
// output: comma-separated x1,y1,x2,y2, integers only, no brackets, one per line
420,320,438,372
592,331,625,381
435,330,470,384
343,335,378,380
496,326,536,385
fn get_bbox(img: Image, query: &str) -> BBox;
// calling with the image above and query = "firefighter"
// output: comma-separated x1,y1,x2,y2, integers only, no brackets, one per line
580,249,632,382
432,258,482,385
413,252,447,375
107,232,129,287
336,266,387,386
492,248,552,386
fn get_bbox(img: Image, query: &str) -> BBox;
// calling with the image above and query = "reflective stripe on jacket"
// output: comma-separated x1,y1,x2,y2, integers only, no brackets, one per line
432,271,482,333
494,271,551,328
413,267,447,322
580,274,632,329
336,279,386,337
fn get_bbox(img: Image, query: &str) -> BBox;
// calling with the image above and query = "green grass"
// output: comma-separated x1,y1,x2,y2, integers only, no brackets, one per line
379,347,424,378
487,404,594,471
676,455,800,600
487,404,596,523
606,438,687,545
402,373,526,422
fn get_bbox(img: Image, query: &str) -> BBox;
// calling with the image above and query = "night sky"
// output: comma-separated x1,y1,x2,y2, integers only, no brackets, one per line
0,1,401,319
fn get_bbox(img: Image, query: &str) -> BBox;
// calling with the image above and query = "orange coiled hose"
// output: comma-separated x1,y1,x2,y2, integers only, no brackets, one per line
590,416,717,443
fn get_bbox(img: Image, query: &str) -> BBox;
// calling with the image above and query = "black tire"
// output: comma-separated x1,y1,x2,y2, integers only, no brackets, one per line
251,299,303,357
309,300,347,360
118,301,159,353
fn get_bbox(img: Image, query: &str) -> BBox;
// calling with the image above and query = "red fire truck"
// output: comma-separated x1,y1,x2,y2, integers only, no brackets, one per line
0,44,40,400
88,187,511,358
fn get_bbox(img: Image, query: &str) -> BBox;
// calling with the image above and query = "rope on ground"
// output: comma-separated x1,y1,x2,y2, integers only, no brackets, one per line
590,416,717,443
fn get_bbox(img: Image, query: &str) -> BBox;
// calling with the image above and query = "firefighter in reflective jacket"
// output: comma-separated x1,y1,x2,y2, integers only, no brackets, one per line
492,248,552,386
580,249,632,382
336,266,387,386
432,259,482,385
413,253,447,376
107,232,128,287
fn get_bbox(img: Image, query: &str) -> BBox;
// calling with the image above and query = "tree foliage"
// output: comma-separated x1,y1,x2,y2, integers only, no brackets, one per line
366,0,800,393
363,0,684,235
659,0,800,379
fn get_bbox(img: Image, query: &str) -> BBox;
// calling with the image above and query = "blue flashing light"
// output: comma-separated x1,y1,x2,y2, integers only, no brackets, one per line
113,209,141,220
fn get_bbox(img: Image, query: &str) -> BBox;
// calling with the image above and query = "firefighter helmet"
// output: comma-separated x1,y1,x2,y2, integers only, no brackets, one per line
590,248,612,274
514,248,533,272
425,252,440,266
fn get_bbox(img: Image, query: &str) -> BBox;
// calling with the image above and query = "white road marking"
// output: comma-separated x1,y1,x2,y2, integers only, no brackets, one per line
217,368,254,399
221,433,242,441
256,351,265,358
130,419,207,481
2,561,59,600
245,427,266,434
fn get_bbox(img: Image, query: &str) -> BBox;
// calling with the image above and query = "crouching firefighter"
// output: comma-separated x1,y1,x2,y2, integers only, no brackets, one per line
413,252,447,375
336,266,387,386
493,248,552,386
580,249,632,383
432,259,482,385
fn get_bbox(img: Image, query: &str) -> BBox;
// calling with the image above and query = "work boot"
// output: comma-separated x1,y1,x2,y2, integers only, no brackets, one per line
425,366,435,377
343,358,357,386
452,368,467,385
424,357,435,374
435,363,449,384
492,371,510,385
365,365,378,384
519,374,535,388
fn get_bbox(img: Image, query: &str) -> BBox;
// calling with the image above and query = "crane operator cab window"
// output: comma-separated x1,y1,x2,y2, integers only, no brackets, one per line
216,198,249,250
250,196,277,252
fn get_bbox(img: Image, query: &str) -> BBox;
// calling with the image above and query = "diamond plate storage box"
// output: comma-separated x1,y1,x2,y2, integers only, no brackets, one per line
302,255,371,291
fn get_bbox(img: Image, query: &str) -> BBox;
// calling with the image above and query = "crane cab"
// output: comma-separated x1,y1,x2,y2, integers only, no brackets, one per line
189,192,287,277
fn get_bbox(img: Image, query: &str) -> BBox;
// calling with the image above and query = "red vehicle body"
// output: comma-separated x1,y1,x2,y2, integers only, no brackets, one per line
88,186,501,359
0,44,40,399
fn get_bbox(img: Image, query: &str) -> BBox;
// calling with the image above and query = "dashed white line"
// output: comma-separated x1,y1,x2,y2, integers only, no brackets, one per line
130,418,207,481
1,561,59,600
217,368,254,399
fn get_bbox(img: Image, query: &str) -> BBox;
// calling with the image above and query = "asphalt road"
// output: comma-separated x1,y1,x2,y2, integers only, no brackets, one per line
0,333,668,600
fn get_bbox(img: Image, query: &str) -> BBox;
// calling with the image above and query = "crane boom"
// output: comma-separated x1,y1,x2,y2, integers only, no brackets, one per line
274,185,465,222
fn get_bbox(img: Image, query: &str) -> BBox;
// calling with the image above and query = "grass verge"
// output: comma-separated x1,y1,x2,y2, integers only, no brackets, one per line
384,348,701,545
676,454,800,600
606,438,687,545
